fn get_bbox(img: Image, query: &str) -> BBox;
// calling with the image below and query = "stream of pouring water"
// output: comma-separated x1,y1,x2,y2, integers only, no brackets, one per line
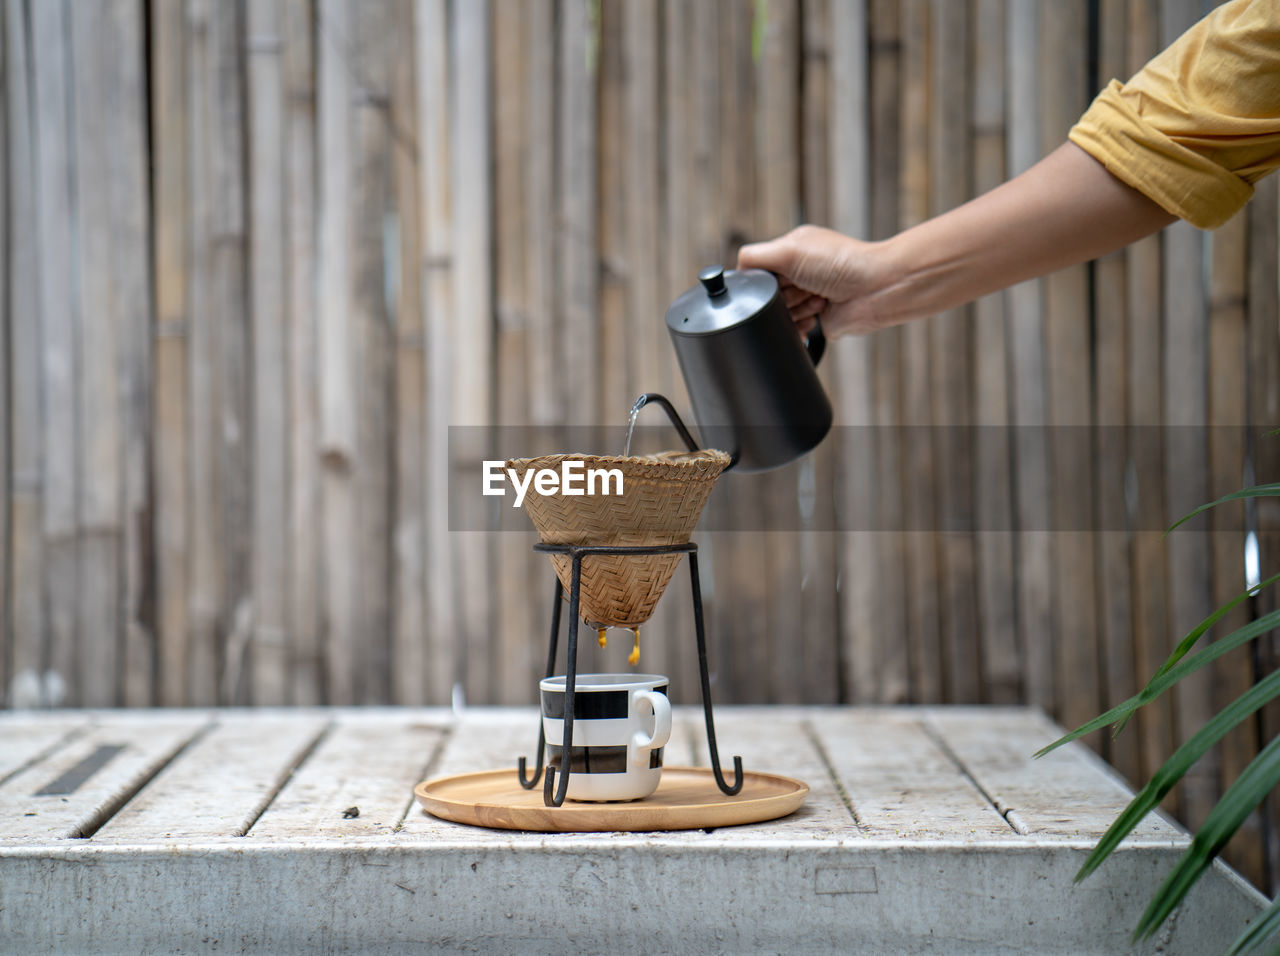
621,394,647,457
612,394,652,665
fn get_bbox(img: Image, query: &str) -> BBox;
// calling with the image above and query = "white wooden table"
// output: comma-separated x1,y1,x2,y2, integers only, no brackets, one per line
0,705,1265,954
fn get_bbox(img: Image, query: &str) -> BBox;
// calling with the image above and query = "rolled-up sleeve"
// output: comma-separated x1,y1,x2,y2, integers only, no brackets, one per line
1069,0,1280,229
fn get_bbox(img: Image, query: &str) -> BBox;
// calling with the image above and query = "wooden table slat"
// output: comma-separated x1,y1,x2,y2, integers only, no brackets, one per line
687,709,858,838
0,718,208,844
922,707,1182,842
251,716,448,839
397,709,546,842
811,708,1017,839
0,715,90,783
90,715,329,843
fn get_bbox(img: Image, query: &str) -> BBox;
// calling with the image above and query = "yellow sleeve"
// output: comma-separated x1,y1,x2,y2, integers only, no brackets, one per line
1069,0,1280,229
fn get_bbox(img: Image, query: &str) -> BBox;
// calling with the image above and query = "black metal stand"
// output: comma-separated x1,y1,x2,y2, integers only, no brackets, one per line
517,541,744,807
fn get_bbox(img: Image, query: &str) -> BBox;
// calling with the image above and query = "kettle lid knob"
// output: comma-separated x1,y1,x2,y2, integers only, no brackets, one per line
698,265,728,297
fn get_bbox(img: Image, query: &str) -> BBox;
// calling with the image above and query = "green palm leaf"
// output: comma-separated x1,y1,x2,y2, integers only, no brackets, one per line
1143,571,1280,682
1225,892,1280,955
1109,571,1280,736
1036,607,1280,758
1074,667,1280,883
1166,483,1280,533
1133,734,1280,940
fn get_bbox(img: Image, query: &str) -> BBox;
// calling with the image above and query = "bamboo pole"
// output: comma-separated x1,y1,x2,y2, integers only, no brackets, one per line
1247,174,1280,890
800,0,841,704
492,0,536,704
1090,0,1136,778
597,0,627,430
862,0,907,704
756,0,806,702
390,0,427,706
33,0,82,705
623,0,661,418
658,0,721,699
1005,0,1052,712
662,0,692,405
1208,206,1260,885
0,0,8,705
209,0,251,705
150,0,189,707
556,0,598,426
3,0,44,705
452,0,494,705
1040,0,1100,738
1159,0,1213,834
70,0,124,708
351,0,395,704
1124,0,1173,792
185,0,222,706
706,0,759,702
897,0,942,703
247,0,290,705
1163,230,1216,824
104,0,155,708
520,0,558,694
713,1,766,701
318,0,359,704
970,0,1018,704
523,0,558,430
417,0,458,706
830,0,879,704
928,0,979,703
283,0,321,705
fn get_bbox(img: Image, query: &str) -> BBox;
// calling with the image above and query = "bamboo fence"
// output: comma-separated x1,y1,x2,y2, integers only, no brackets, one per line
2,0,1278,889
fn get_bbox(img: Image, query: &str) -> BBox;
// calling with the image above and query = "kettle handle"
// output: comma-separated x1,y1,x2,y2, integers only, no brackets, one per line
805,318,826,366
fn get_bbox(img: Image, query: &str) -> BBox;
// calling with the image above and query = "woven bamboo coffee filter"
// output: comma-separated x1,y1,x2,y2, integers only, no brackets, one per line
507,450,731,628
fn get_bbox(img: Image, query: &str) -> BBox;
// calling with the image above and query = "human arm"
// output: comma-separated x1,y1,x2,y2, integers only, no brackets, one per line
738,142,1175,338
742,0,1280,338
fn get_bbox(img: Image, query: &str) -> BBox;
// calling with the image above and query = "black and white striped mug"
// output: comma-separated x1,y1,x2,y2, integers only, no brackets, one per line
539,673,672,802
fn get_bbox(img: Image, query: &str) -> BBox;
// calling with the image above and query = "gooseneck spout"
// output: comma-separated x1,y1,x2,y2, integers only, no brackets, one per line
626,393,701,455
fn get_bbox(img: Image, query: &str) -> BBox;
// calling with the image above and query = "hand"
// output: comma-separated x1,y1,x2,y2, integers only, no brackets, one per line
736,225,894,339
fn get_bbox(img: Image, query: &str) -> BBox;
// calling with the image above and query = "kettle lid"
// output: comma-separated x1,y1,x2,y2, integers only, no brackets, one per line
665,266,780,335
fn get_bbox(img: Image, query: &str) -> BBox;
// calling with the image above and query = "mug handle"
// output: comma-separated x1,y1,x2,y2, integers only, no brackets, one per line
630,690,672,767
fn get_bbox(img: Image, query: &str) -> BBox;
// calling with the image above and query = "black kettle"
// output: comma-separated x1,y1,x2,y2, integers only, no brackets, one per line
664,266,833,473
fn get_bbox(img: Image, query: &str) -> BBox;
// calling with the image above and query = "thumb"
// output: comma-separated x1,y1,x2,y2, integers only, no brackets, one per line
737,235,798,277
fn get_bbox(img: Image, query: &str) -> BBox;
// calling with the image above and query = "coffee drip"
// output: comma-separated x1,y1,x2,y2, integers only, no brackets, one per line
596,624,642,666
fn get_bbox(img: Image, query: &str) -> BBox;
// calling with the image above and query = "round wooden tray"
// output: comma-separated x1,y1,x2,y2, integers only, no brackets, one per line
415,766,809,833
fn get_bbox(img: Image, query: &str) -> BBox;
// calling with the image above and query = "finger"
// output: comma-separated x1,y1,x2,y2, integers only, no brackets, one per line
795,316,818,339
782,285,815,309
790,294,827,321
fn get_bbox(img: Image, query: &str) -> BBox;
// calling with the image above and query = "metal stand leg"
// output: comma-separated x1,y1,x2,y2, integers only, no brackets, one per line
544,554,582,807
518,541,744,805
518,577,563,789
690,551,743,795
